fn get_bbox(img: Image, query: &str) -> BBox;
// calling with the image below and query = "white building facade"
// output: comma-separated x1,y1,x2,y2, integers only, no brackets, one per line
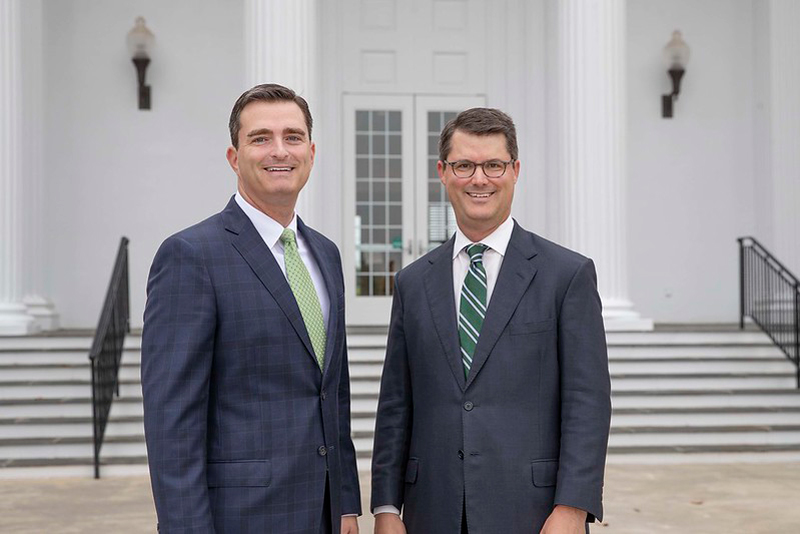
1,0,799,333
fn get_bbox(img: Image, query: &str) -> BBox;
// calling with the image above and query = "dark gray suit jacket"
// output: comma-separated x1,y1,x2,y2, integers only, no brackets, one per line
142,197,361,533
371,221,611,533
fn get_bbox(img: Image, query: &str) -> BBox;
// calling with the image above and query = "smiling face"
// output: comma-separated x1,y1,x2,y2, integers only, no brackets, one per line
226,100,315,226
438,130,520,242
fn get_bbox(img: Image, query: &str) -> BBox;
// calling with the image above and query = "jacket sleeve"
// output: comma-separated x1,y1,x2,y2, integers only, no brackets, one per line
141,235,217,533
335,249,363,516
553,258,611,522
370,273,413,512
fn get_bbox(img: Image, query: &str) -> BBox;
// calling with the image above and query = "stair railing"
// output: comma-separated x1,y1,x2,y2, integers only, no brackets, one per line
738,236,800,388
89,237,130,478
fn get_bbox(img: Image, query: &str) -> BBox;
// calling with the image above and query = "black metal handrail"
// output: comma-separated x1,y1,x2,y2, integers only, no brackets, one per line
738,236,800,387
89,237,130,478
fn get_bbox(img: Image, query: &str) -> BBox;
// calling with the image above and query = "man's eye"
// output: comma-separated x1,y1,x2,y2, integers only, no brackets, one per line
286,135,302,142
485,161,503,170
252,137,268,144
455,162,474,171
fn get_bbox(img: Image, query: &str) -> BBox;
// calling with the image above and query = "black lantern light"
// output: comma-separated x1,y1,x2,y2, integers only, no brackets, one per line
661,30,690,118
127,17,154,110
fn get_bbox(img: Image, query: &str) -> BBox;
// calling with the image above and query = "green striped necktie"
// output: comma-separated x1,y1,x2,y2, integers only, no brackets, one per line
459,243,488,378
280,228,326,370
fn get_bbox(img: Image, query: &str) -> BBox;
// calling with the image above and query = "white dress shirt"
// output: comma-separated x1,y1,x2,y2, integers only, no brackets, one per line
234,192,330,330
451,215,514,314
373,215,515,517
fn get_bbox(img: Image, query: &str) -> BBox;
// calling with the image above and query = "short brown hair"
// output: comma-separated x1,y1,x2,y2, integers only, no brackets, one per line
438,107,518,162
228,83,313,148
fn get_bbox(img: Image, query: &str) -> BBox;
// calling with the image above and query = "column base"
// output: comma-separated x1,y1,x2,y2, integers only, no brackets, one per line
602,298,654,331
0,303,40,336
24,295,59,331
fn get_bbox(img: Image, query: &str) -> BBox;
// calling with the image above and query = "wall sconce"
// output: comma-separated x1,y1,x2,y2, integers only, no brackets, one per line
661,30,690,118
127,17,154,110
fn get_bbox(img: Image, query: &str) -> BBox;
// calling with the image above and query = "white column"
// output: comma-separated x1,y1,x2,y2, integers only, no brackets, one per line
20,0,57,330
243,0,320,225
768,1,800,276
556,0,652,330
0,0,38,335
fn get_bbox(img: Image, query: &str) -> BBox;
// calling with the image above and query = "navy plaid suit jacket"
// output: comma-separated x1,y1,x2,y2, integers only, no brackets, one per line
142,197,361,533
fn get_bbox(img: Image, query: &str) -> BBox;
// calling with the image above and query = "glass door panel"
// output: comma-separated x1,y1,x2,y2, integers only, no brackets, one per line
414,96,486,255
344,95,414,324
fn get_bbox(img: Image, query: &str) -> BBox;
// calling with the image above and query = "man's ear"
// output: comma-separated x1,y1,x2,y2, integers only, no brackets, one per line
226,146,239,174
437,160,446,185
512,159,521,184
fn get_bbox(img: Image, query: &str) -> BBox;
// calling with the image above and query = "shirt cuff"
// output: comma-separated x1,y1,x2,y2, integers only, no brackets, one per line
374,505,401,515
342,514,358,517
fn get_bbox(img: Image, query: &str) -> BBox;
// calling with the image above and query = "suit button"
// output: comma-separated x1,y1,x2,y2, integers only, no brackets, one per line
321,390,327,400
463,401,474,411
458,450,464,460
318,446,328,456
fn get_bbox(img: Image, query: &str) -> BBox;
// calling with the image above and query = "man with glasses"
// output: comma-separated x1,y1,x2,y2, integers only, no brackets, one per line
371,108,611,533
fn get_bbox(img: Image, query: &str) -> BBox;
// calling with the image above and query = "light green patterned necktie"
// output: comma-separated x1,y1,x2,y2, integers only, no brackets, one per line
459,243,488,378
280,228,326,370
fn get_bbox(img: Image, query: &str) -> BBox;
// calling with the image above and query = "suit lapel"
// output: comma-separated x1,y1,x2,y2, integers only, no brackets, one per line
465,223,538,389
222,198,318,367
298,217,340,377
423,237,466,391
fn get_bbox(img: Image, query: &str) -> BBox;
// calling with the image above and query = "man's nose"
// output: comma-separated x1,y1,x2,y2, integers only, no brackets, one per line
270,140,289,158
471,166,490,185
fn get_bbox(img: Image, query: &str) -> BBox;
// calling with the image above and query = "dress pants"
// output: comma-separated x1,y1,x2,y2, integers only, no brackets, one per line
461,498,468,534
320,474,332,534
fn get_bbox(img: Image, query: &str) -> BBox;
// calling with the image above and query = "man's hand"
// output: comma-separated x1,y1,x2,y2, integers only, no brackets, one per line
540,505,587,533
374,512,407,534
341,515,359,534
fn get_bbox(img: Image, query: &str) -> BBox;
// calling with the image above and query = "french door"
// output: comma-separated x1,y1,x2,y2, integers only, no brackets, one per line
343,94,485,324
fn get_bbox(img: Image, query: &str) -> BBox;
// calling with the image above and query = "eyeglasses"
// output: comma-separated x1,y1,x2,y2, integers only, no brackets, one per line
443,159,515,179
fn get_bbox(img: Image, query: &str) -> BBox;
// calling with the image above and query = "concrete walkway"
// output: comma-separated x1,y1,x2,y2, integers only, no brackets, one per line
1,463,799,533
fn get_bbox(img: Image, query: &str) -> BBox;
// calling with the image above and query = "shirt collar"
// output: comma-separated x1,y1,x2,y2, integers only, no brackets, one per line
452,216,515,260
234,191,298,250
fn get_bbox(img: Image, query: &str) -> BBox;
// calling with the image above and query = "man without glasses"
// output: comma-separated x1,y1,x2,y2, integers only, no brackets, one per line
142,83,360,534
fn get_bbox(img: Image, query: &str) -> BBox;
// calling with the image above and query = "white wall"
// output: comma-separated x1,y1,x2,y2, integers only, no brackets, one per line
44,0,245,328
626,0,756,322
37,0,775,328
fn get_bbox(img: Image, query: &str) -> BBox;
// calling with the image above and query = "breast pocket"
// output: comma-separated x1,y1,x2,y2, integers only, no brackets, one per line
207,460,271,487
508,318,555,336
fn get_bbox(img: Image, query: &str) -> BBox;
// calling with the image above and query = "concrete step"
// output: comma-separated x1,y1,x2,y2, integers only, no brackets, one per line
0,416,144,439
605,444,800,464
607,345,784,359
0,462,150,479
611,389,800,409
0,363,141,381
605,331,774,345
0,435,146,460
611,406,800,426
609,358,794,374
610,373,797,391
0,348,141,365
0,335,138,351
0,381,141,400
0,397,144,418
608,426,800,447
